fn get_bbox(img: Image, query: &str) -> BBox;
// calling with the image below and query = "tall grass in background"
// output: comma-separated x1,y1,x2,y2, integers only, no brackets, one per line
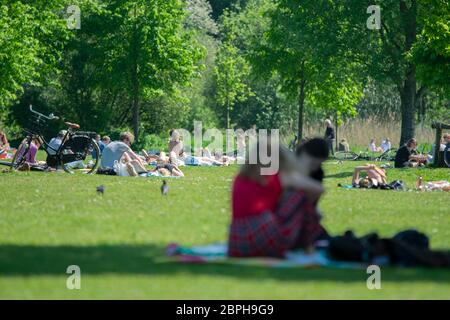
304,117,436,150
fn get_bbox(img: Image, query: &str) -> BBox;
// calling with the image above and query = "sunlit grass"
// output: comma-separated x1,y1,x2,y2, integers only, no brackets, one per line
0,161,449,299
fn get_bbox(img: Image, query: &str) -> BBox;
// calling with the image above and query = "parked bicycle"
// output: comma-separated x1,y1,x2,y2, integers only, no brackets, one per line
375,148,398,162
5,105,100,174
334,150,375,161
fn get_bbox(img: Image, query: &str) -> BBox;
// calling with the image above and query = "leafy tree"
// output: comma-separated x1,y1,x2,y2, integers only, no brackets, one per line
98,0,203,139
214,40,252,128
0,1,69,108
253,0,364,139
335,0,449,144
411,0,450,97
183,0,220,129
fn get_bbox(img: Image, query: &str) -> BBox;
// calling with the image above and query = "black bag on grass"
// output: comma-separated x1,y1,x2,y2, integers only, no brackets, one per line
96,168,116,175
327,229,450,268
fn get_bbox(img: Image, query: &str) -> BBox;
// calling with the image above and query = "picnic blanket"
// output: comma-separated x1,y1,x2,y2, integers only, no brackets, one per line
165,243,365,269
142,171,182,178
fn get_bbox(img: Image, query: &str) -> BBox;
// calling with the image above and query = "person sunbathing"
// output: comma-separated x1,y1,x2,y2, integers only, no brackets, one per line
352,164,387,188
152,152,184,177
184,148,226,166
228,139,326,258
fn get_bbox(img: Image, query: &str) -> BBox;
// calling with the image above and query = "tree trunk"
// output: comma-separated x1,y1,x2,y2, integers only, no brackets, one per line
131,5,140,140
398,0,418,146
399,65,416,146
132,82,139,140
226,98,230,129
131,52,140,139
334,115,339,150
297,62,306,140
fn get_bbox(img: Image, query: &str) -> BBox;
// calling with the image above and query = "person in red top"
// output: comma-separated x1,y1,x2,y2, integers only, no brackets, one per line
228,139,328,258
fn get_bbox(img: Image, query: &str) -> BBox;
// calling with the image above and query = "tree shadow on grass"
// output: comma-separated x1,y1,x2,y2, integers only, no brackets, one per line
0,244,449,283
325,171,354,179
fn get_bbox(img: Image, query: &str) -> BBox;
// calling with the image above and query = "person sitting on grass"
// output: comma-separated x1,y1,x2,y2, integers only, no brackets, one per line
0,130,10,154
168,129,185,165
46,130,67,156
100,132,147,174
369,138,383,153
101,135,111,146
91,134,105,160
428,133,450,165
352,164,387,188
394,138,427,168
380,138,391,152
228,139,326,258
17,137,43,171
338,138,350,152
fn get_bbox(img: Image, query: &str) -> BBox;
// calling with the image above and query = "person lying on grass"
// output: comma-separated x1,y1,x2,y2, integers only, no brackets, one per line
100,132,148,173
186,148,230,166
151,151,184,177
352,164,387,188
228,139,328,258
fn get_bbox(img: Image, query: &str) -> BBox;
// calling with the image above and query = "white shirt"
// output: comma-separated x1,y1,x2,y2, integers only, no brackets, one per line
380,141,391,152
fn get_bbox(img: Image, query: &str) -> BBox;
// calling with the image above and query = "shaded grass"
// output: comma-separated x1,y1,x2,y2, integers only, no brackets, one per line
0,161,449,299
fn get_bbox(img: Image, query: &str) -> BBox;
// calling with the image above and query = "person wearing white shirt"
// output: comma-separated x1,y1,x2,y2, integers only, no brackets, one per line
380,138,391,152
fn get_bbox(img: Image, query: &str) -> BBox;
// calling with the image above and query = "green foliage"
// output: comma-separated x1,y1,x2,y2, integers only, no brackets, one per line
412,0,450,96
0,1,70,107
255,0,364,136
0,0,448,144
214,41,252,128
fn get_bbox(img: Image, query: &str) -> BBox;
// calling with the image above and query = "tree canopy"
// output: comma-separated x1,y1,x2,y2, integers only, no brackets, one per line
0,0,448,147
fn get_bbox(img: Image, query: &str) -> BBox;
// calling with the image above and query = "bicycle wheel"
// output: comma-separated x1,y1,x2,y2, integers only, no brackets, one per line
444,145,450,168
10,139,31,171
334,151,358,161
61,135,100,174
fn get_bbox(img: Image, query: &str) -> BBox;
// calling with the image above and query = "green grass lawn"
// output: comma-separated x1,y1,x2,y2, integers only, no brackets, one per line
0,160,449,299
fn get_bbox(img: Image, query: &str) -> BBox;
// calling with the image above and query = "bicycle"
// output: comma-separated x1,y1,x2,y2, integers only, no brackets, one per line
6,105,100,174
334,150,378,161
375,148,397,162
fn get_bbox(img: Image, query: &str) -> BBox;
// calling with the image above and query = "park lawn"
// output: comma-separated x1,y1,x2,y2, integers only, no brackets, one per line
0,160,449,299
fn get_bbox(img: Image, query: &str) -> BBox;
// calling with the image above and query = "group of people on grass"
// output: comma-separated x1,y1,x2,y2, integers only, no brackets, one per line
394,134,450,168
99,131,185,177
325,118,449,169
369,138,392,153
324,120,392,154
97,129,240,177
